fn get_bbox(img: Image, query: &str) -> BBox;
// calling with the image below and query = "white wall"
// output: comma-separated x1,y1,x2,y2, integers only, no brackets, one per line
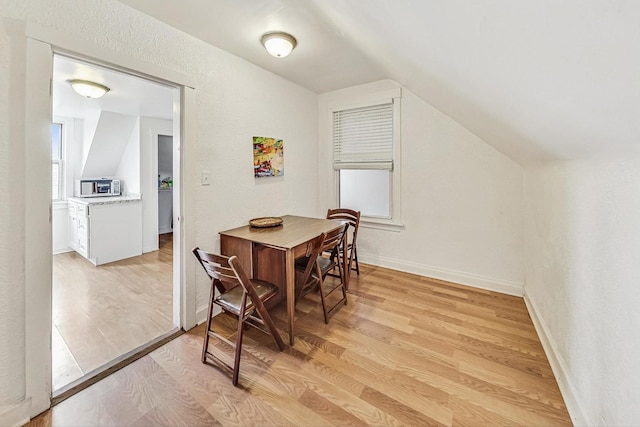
524,158,640,426
0,17,28,424
115,116,140,194
320,81,524,295
140,117,172,252
51,204,70,255
84,111,137,178
192,53,319,317
0,0,319,424
79,109,99,174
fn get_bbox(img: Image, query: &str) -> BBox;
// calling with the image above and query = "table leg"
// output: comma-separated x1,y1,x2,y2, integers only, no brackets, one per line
286,249,295,345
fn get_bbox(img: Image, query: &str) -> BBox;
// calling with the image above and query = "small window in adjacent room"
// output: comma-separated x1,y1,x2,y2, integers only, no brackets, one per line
332,97,401,226
52,122,63,201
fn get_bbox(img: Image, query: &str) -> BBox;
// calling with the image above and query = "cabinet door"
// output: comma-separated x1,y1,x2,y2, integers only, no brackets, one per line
76,204,89,258
68,201,78,251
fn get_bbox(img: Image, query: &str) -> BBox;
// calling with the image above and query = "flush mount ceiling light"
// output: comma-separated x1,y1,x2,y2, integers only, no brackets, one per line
260,31,297,58
67,79,110,98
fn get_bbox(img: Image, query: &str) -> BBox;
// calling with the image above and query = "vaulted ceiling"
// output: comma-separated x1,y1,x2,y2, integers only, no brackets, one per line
118,0,640,166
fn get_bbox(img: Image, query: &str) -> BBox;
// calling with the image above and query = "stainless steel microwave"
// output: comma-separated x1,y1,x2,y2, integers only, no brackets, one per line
74,178,121,197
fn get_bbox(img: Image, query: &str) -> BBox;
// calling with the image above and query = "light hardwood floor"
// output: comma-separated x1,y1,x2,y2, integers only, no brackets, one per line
52,234,173,391
34,262,571,426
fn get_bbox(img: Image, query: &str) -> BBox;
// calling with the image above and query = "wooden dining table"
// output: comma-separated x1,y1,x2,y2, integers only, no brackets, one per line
219,215,348,345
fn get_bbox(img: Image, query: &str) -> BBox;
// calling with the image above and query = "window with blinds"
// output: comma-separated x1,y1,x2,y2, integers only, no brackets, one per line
333,102,394,170
331,98,400,220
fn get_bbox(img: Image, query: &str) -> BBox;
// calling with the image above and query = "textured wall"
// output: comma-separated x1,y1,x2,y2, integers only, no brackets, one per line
0,0,318,421
0,18,27,410
319,81,524,295
524,159,640,425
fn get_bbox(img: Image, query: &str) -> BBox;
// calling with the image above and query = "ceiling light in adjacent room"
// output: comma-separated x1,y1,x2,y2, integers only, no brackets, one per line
260,32,297,58
67,79,110,98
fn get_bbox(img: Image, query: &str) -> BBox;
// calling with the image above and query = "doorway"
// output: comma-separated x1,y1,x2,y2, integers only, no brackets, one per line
158,135,174,236
21,30,197,418
50,54,178,395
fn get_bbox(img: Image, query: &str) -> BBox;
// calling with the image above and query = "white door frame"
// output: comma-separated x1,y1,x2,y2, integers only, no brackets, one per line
23,22,197,417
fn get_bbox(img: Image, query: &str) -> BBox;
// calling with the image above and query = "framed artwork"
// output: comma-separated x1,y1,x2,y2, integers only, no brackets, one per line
253,136,284,177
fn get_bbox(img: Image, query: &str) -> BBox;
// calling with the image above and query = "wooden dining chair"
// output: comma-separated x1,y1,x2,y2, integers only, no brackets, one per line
295,224,348,323
192,247,285,386
326,208,361,276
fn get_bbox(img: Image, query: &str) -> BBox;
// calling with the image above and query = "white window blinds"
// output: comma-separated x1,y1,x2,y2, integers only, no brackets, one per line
333,102,394,170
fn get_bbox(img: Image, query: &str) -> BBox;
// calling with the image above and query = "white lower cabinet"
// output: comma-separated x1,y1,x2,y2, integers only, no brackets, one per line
67,198,142,265
67,200,88,257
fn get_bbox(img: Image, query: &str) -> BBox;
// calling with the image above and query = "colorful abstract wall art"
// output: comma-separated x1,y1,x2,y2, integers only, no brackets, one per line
253,136,284,177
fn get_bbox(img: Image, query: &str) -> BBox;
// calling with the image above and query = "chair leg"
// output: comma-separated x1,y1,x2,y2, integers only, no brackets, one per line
318,262,349,323
202,283,216,363
342,275,348,306
253,301,285,351
317,278,330,324
353,246,360,275
232,317,245,386
202,318,212,363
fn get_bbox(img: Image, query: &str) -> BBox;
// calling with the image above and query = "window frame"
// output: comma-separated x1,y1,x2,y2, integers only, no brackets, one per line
329,89,403,230
51,122,64,202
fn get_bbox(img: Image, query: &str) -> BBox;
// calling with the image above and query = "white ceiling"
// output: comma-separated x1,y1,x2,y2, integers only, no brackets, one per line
117,0,640,165
53,55,174,120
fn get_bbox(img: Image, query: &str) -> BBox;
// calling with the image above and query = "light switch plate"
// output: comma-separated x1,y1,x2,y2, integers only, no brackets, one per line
201,171,211,185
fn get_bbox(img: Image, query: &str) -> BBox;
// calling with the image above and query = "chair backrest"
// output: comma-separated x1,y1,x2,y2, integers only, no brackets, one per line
192,248,239,295
297,233,326,292
322,223,348,254
193,247,272,312
326,208,360,244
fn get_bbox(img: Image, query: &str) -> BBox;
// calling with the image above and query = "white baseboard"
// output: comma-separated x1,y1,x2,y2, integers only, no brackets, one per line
196,302,223,325
52,246,72,255
159,227,173,234
0,399,31,427
143,245,159,254
359,253,524,296
196,304,209,325
524,292,588,426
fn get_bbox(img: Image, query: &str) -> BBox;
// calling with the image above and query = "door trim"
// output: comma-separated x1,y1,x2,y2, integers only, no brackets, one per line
24,23,197,418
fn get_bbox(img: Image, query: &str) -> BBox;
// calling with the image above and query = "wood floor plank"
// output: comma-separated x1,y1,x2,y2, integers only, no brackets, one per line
338,349,453,425
359,385,448,427
28,263,571,427
51,325,83,389
52,233,174,391
397,359,568,426
298,387,367,427
449,395,518,427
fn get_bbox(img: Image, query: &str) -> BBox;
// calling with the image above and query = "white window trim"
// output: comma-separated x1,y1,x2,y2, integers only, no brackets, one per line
53,116,74,204
329,89,404,229
51,122,64,202
52,159,63,201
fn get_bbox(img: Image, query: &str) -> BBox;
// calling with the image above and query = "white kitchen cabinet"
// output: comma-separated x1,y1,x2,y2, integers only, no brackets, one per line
68,201,77,250
89,201,142,265
77,204,89,257
67,200,88,257
67,197,142,265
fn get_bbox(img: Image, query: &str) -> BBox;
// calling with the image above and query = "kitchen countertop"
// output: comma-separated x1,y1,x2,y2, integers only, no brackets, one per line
68,195,142,205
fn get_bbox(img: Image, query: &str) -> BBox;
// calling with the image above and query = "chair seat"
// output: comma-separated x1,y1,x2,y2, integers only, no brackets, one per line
295,256,335,276
215,279,278,314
